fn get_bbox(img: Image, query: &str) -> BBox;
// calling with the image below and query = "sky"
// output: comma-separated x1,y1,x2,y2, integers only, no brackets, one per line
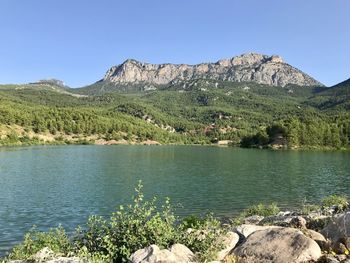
0,0,349,88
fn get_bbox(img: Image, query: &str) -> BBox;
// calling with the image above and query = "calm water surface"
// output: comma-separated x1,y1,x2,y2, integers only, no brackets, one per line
0,145,350,256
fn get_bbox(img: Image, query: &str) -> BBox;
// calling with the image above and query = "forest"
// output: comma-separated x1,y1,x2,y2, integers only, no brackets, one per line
0,78,349,149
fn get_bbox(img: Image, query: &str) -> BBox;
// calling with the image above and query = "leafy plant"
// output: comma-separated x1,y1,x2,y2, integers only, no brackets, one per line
322,195,349,212
74,181,178,263
178,214,226,262
7,226,72,260
232,203,280,225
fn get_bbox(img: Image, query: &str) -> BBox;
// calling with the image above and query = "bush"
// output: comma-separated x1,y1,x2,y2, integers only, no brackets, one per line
178,214,226,262
6,182,227,263
322,195,349,212
74,181,178,263
7,226,72,260
232,203,280,225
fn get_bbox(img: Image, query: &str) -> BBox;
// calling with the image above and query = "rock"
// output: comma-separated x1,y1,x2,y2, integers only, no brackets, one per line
321,212,350,252
306,215,332,231
233,227,322,263
7,250,84,263
169,244,195,262
259,215,307,229
130,245,160,263
46,257,84,263
103,53,323,88
32,247,55,262
322,212,350,241
302,229,330,250
235,224,281,238
243,215,264,225
129,244,194,263
216,231,240,261
318,254,350,263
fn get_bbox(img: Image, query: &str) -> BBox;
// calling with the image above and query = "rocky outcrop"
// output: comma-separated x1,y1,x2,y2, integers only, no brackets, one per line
233,227,322,263
103,53,322,88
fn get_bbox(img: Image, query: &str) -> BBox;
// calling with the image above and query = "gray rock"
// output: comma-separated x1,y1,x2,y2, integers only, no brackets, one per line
169,244,195,262
8,251,84,263
235,224,281,238
233,227,322,263
322,212,350,241
259,215,307,228
216,231,240,261
32,247,55,262
302,229,330,250
243,215,265,225
129,244,194,263
103,53,323,88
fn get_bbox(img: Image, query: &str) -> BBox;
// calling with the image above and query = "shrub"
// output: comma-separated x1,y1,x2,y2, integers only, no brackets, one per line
178,214,226,262
322,195,349,212
7,226,72,260
232,203,280,225
74,181,178,263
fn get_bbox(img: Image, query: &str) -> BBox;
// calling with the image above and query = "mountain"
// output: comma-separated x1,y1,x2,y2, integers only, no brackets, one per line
308,78,350,110
100,53,322,90
0,79,86,98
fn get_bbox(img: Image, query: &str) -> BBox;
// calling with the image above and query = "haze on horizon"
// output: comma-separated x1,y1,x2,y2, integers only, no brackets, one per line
0,0,349,88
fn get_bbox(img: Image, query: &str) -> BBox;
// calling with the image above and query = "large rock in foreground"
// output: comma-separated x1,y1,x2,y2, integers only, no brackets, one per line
129,244,194,263
233,227,321,263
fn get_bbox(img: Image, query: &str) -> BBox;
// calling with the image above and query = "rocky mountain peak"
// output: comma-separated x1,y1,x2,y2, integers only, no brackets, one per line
103,53,322,87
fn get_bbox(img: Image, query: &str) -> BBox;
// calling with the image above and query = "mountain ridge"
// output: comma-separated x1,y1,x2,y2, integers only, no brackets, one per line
101,53,323,88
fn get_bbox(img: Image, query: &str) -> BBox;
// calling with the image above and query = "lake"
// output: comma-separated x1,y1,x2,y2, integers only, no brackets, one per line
0,145,350,256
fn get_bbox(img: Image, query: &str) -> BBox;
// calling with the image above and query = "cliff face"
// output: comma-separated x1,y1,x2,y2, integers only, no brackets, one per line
103,53,323,87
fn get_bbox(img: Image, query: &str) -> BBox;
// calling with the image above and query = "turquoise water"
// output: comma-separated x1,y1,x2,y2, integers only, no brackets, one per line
0,145,350,256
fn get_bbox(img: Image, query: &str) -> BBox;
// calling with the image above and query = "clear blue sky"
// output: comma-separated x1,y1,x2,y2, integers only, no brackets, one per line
0,0,349,87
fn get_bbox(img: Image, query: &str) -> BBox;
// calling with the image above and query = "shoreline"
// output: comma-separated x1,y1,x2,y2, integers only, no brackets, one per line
2,192,350,263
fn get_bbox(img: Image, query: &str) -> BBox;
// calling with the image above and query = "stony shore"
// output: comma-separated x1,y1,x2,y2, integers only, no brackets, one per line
5,204,350,263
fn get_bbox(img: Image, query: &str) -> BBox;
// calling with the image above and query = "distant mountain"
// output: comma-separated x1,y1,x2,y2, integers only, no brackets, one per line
332,78,350,88
0,79,86,98
100,53,322,90
308,78,350,110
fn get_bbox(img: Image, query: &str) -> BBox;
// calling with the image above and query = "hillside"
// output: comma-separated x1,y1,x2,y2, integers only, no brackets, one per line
0,55,349,149
308,78,350,110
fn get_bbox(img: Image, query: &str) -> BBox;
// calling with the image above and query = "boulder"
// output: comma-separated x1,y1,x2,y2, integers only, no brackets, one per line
259,215,307,229
216,231,240,261
321,212,350,243
302,229,330,250
233,227,322,263
169,244,195,262
129,244,194,263
235,224,281,238
32,247,55,262
243,215,264,225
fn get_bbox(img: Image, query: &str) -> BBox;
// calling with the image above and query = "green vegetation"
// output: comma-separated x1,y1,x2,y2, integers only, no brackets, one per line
6,182,225,263
5,189,350,262
7,226,71,260
322,195,349,212
0,78,349,149
232,203,280,226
